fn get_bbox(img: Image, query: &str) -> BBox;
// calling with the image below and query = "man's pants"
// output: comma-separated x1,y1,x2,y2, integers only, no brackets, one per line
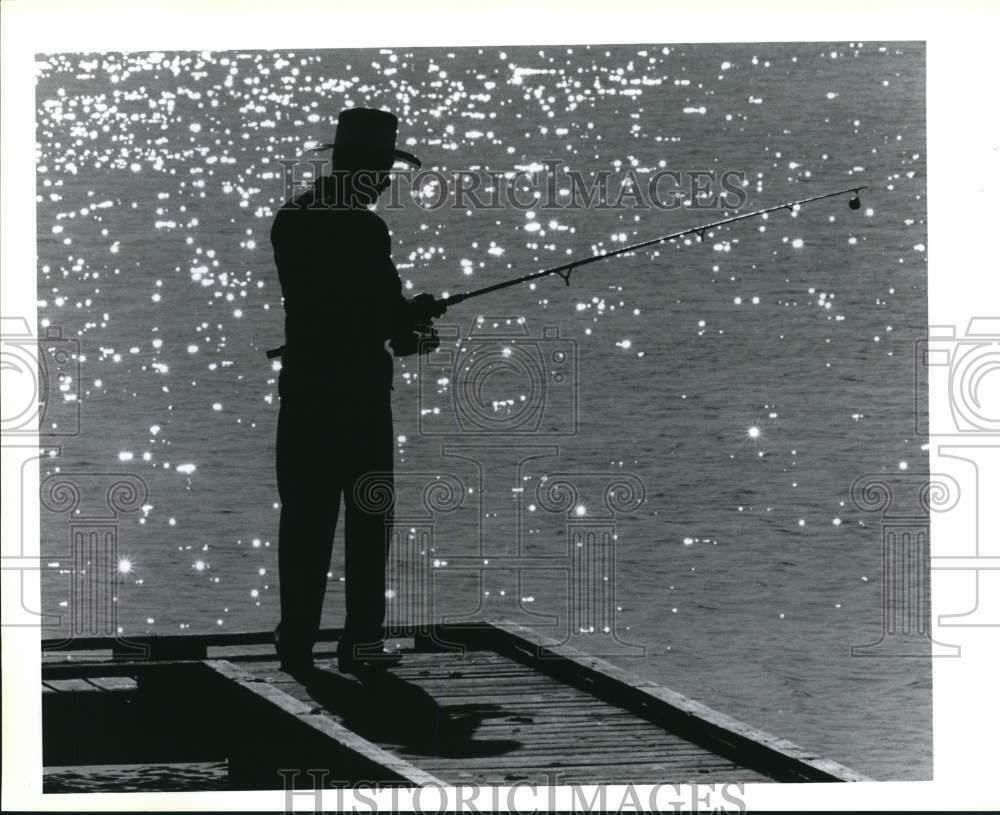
275,382,394,651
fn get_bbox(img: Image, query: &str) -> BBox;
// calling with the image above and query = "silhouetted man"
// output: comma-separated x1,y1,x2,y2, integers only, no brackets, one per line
271,108,444,675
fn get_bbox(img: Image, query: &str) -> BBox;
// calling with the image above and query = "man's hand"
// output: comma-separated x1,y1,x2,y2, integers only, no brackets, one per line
409,292,447,323
389,324,440,357
390,293,446,357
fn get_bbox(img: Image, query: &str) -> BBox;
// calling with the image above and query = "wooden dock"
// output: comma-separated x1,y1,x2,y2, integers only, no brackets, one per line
41,621,871,791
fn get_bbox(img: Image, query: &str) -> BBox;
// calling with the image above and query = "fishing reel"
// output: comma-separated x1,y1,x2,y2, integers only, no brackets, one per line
390,292,447,357
389,323,440,357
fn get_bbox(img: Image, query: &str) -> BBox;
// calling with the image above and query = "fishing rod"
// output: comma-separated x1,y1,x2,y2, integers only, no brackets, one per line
265,184,867,359
442,184,867,306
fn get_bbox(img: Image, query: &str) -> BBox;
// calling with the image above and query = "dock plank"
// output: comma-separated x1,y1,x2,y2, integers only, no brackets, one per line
87,676,138,691
452,620,873,783
444,764,770,785
45,678,98,693
44,762,230,793
204,659,443,787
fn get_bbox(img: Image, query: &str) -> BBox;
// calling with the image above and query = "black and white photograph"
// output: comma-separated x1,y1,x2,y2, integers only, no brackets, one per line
1,2,997,812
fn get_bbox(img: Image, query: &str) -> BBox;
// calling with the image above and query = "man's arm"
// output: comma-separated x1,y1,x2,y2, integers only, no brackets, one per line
366,217,447,356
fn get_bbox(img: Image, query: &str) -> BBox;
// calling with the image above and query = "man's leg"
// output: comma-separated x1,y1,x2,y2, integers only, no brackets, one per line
339,392,394,654
275,395,341,658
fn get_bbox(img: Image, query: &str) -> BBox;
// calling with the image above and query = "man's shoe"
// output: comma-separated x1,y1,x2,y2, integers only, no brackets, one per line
274,628,315,676
337,640,402,674
279,653,316,676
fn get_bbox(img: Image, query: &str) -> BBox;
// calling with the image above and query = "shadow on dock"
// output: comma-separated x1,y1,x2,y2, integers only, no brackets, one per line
301,668,520,758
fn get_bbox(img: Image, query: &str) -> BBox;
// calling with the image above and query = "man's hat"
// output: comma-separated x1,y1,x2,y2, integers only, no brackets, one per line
312,108,421,171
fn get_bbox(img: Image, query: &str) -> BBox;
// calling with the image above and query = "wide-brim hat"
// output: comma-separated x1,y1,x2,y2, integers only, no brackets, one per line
311,108,421,171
